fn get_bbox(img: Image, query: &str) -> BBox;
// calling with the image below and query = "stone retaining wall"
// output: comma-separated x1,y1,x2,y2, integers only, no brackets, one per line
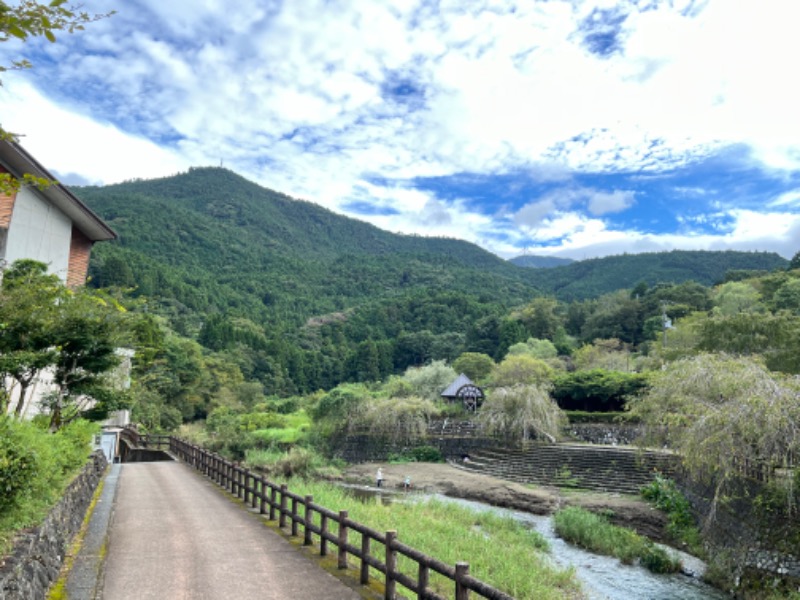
678,472,800,592
564,423,643,445
0,451,107,600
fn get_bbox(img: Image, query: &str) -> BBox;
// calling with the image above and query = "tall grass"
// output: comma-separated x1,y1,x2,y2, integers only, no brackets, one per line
553,506,681,574
284,480,583,600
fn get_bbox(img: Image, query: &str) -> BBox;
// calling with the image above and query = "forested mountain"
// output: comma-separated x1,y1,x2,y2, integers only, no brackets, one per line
79,167,539,330
73,167,790,399
530,250,787,300
509,255,574,269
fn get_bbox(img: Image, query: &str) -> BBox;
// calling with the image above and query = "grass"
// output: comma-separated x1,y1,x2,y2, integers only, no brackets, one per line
281,479,583,600
0,417,98,557
554,506,682,574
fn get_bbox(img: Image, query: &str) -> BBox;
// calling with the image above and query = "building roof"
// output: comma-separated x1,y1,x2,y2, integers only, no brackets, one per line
0,140,116,242
441,373,475,398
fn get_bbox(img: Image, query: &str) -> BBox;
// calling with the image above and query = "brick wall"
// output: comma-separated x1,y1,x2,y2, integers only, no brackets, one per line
0,165,16,229
67,226,93,287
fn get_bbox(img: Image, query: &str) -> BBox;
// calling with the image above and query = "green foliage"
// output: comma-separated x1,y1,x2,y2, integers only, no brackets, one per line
712,281,764,315
285,481,577,600
488,354,554,388
507,338,558,360
0,417,97,555
789,250,800,271
640,476,703,554
630,354,800,511
553,506,681,573
479,384,566,443
451,352,495,382
401,360,457,402
572,338,632,371
552,369,648,412
0,261,128,427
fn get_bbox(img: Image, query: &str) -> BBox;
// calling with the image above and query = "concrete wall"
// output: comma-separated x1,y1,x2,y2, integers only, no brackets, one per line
3,186,72,282
0,451,107,600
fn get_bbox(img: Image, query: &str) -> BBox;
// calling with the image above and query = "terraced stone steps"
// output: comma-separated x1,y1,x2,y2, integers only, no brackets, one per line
461,443,676,495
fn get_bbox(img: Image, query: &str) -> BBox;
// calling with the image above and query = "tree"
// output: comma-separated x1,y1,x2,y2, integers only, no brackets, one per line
0,260,63,415
0,1,113,193
789,250,800,271
401,360,457,402
452,352,495,382
506,337,558,360
629,354,800,515
573,338,632,372
772,277,800,314
488,354,554,388
43,288,127,430
711,281,763,316
479,384,566,443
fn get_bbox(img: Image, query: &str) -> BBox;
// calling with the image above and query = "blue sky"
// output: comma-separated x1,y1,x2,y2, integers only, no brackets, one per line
1,0,799,260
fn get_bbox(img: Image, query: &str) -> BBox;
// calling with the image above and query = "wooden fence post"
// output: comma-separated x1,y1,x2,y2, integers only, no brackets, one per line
269,485,278,521
259,477,267,515
304,496,313,546
320,514,328,556
291,497,299,536
418,563,429,600
360,534,370,584
337,510,348,570
244,469,251,504
385,530,397,600
279,484,288,528
455,562,470,600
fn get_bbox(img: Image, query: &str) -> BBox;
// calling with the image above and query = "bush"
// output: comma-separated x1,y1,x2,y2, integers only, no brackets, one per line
0,418,36,511
409,445,443,463
0,417,97,555
640,476,703,554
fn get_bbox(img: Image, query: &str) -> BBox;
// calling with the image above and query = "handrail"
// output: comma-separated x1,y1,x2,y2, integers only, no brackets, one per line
154,435,515,600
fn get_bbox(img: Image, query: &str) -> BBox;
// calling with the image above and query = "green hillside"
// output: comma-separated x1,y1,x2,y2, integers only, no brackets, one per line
509,255,574,269
79,167,540,328
531,250,787,300
72,167,791,395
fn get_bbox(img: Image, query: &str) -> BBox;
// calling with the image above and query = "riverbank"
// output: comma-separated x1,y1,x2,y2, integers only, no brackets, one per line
342,462,669,542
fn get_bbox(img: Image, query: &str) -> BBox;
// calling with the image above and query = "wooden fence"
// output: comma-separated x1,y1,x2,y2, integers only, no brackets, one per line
154,435,514,600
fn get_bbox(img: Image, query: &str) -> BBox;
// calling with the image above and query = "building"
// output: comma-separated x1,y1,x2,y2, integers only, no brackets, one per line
1,140,119,417
0,140,116,285
441,373,485,412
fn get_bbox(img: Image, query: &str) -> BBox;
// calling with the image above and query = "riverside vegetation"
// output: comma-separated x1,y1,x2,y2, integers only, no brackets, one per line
281,479,583,600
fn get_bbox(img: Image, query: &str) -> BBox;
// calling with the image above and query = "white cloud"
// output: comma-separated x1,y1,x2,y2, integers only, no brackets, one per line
0,0,798,263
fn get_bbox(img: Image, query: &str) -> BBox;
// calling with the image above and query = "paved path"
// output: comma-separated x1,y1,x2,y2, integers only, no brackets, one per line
99,462,364,600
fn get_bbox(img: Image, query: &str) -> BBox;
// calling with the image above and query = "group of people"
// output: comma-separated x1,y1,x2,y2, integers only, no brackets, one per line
375,468,412,491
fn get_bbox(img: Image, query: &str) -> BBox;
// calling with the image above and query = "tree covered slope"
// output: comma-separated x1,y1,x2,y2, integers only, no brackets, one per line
77,167,788,325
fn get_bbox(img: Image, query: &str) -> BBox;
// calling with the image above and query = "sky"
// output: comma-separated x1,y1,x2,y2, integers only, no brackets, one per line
1,0,799,260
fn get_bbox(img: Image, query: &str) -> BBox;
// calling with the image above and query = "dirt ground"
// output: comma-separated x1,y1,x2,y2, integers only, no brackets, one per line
343,461,669,542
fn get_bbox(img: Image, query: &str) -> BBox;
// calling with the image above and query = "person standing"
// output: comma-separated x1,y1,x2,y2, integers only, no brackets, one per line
376,467,384,488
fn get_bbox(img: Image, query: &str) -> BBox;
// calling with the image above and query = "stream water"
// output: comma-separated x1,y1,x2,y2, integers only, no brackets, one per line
344,486,730,600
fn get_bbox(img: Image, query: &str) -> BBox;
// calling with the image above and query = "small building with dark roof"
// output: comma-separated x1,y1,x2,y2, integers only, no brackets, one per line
441,373,485,412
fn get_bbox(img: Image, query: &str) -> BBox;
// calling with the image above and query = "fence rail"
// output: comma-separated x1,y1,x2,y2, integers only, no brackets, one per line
151,435,514,600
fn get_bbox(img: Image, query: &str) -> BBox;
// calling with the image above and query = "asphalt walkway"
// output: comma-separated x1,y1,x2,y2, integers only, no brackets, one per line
89,461,366,600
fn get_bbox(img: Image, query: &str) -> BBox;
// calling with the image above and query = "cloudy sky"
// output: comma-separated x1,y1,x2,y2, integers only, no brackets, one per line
1,0,799,260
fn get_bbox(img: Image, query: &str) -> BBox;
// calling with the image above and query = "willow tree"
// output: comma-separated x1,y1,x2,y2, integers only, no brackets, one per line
478,384,566,443
629,353,800,516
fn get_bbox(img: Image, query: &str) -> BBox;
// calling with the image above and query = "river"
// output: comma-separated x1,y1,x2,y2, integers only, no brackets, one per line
345,485,730,600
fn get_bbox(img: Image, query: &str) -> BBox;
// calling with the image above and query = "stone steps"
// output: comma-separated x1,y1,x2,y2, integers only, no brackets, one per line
461,443,675,495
